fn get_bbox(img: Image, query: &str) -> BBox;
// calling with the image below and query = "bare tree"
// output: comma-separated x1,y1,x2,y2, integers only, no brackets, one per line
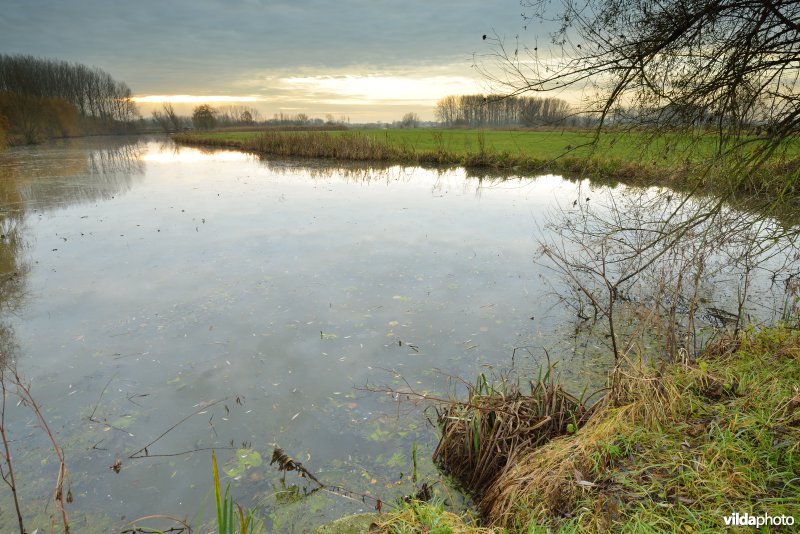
399,112,420,128
0,54,138,124
435,94,575,127
216,105,261,126
151,103,183,133
482,1,799,163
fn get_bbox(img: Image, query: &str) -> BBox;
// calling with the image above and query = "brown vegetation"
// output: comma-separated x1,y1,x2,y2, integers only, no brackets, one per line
432,367,596,499
0,91,79,144
0,114,7,150
0,54,139,143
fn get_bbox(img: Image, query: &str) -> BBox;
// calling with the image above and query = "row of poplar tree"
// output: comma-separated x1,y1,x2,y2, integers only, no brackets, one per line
0,54,138,143
435,94,584,127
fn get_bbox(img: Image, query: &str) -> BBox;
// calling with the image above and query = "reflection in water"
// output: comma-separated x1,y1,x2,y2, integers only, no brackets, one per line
538,186,800,366
0,165,29,318
0,136,146,213
0,135,145,302
0,139,587,530
0,135,146,366
254,156,526,201
143,143,252,164
0,138,797,532
0,135,149,531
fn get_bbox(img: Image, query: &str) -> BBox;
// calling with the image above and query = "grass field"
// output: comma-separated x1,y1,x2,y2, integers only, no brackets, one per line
180,128,799,167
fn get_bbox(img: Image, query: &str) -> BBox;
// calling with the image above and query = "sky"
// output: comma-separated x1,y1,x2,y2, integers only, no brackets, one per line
0,0,547,122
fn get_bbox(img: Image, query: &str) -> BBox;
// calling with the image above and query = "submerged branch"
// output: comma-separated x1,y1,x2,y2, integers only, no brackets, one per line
128,398,227,459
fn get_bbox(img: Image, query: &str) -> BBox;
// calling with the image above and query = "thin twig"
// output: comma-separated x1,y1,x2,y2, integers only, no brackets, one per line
0,365,25,534
128,398,226,459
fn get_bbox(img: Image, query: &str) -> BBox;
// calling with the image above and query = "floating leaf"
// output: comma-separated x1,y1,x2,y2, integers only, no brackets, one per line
386,452,405,468
224,448,263,478
110,414,136,429
368,427,390,442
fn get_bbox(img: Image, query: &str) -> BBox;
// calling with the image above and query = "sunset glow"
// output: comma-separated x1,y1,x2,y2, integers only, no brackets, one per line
279,74,481,105
132,95,263,104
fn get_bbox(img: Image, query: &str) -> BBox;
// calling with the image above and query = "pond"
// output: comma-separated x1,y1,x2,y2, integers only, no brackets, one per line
0,136,793,532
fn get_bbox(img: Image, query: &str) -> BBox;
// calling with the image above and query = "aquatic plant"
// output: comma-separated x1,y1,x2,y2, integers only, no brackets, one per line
212,450,264,534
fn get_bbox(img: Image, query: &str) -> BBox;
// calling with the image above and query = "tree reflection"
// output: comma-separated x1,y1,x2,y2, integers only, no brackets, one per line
538,185,800,375
0,164,27,319
0,136,147,362
9,137,146,211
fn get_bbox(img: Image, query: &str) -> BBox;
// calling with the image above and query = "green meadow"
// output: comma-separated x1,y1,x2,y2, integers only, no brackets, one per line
181,128,799,167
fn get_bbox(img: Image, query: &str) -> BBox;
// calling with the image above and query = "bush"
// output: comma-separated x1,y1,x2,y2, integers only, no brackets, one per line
0,91,78,143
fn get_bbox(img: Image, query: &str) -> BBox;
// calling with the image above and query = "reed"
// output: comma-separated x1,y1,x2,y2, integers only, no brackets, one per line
432,364,596,500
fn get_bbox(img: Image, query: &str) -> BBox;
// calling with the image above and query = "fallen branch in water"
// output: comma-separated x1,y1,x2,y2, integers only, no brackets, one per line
355,367,523,418
87,374,136,435
269,445,400,512
119,514,190,534
128,398,227,459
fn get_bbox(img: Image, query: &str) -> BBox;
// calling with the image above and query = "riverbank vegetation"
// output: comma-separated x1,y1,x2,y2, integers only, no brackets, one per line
0,54,139,144
374,325,800,532
174,128,800,207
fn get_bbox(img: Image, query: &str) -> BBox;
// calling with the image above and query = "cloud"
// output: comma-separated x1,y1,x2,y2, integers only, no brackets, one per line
0,0,545,120
278,74,480,106
132,95,263,104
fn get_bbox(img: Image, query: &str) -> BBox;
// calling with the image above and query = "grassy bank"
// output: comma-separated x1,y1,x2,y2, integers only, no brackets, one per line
374,326,800,532
174,129,800,203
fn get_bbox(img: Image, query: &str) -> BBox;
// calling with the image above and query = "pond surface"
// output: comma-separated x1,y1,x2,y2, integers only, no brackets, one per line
0,136,792,531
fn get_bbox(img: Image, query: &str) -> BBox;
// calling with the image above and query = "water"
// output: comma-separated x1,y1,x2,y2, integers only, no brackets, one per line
0,136,588,531
0,136,794,532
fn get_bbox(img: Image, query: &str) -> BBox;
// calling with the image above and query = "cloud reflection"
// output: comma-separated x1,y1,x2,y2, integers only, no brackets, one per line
142,146,252,164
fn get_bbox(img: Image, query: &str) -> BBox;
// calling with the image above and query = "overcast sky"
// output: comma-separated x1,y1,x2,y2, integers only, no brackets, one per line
0,0,546,121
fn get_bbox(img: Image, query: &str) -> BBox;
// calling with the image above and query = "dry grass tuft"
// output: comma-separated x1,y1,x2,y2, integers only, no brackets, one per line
431,366,598,520
472,361,681,528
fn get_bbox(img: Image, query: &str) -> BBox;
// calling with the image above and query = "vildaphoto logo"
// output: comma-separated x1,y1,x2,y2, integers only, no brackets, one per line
723,512,795,527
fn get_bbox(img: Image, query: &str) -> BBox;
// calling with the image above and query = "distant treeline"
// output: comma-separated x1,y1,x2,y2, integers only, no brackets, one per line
150,106,352,133
0,54,138,143
436,94,585,127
